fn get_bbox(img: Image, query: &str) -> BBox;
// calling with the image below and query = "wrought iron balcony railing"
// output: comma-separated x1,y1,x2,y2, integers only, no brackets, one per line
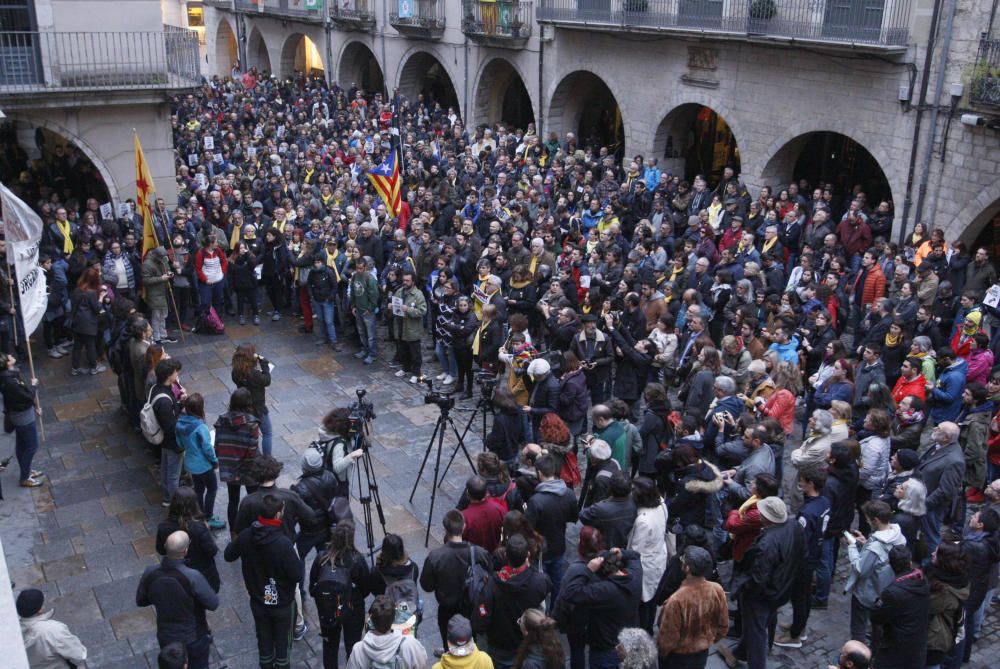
391,0,447,36
463,0,534,40
970,37,1000,107
535,0,910,47
0,29,201,94
234,0,324,20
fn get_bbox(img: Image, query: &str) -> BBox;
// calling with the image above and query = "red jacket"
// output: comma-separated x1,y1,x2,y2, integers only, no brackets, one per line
760,388,796,435
950,328,985,361
892,374,926,405
724,505,763,562
836,217,873,257
852,263,886,308
461,499,505,553
194,247,228,284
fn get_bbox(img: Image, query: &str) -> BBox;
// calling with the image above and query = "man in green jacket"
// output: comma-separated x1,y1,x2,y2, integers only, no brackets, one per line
392,271,427,383
350,255,380,365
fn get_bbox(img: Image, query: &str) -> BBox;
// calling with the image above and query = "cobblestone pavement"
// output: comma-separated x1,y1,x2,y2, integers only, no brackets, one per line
1,318,996,668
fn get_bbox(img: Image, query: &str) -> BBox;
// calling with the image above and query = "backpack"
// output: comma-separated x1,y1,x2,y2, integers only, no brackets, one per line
487,481,517,514
312,558,354,630
140,386,173,445
379,562,423,630
313,438,351,497
198,306,226,335
462,544,490,613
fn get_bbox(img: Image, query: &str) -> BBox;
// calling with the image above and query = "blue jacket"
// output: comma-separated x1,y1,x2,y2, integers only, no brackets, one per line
704,394,745,447
814,381,854,409
768,337,801,365
177,414,217,475
930,358,968,423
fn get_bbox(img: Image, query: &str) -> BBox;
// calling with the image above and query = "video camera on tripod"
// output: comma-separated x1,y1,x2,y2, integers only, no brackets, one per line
349,388,376,443
422,378,455,411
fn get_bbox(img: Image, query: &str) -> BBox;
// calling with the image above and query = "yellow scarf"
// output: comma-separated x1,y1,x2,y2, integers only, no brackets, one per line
885,332,902,347
529,255,538,275
472,318,490,356
762,237,778,254
326,250,341,283
229,224,241,250
57,219,74,254
303,168,315,184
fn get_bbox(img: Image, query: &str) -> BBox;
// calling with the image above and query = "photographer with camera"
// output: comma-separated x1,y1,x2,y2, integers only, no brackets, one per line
315,407,365,504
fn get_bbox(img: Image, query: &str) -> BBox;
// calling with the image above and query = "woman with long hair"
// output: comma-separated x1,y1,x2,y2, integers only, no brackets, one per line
856,408,892,536
143,343,168,397
309,520,371,669
260,228,289,321
369,533,422,630
448,295,480,399
683,346,720,417
177,393,225,530
882,318,911,387
487,384,527,469
474,302,504,374
925,534,969,668
628,477,669,633
512,609,565,669
69,266,108,375
758,361,801,438
232,342,273,456
155,487,221,591
214,388,261,533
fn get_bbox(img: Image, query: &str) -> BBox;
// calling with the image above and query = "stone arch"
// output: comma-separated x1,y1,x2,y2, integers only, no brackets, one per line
214,18,238,76
279,33,324,79
246,26,271,74
652,99,743,184
396,48,461,118
951,183,1000,245
547,70,626,157
337,40,384,96
756,127,896,216
3,117,117,204
473,57,535,131
753,121,901,200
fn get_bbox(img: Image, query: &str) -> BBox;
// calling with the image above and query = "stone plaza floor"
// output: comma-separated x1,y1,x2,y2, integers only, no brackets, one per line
1,317,997,668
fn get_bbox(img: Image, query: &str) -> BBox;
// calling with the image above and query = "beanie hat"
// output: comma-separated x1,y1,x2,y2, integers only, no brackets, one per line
757,496,788,524
302,448,324,473
16,589,44,618
895,448,920,471
527,358,550,377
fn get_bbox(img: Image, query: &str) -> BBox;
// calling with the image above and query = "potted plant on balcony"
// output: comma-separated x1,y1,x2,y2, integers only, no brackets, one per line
748,0,776,33
968,61,1000,106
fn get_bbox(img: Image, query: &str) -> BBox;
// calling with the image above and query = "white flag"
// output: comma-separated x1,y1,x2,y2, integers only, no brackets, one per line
0,183,46,335
0,182,43,243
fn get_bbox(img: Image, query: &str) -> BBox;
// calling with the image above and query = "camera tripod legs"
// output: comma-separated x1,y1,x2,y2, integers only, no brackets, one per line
409,411,476,546
440,401,491,483
354,432,387,565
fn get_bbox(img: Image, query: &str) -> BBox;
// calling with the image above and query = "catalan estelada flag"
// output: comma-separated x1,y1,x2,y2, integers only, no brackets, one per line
366,149,401,218
134,132,159,258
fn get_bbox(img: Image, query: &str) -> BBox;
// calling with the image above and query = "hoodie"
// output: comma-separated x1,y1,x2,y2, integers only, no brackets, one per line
224,520,301,609
479,566,551,653
525,479,578,557
431,646,494,669
844,523,907,608
346,630,427,669
177,414,216,476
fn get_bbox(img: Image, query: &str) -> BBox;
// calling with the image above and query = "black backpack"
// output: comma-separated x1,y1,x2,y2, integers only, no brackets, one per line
311,557,354,629
463,544,490,612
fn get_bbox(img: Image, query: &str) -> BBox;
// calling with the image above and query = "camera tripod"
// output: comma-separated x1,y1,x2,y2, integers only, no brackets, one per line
353,421,387,565
440,389,495,482
409,402,477,546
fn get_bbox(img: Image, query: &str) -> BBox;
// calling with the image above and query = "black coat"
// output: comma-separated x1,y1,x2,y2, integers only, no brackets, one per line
485,410,525,463
229,252,259,292
479,567,551,650
525,479,579,558
823,463,859,537
870,569,930,669
637,402,671,476
232,356,271,418
558,369,590,425
291,470,341,536
420,541,493,610
70,289,104,336
224,522,301,609
610,329,652,402
734,519,806,605
559,550,643,651
579,497,638,549
156,518,221,592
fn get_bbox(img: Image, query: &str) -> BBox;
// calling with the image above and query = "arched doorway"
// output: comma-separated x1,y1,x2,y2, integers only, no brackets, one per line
0,120,111,210
280,34,324,79
247,28,271,74
474,58,534,131
215,19,237,76
338,42,384,98
654,104,740,185
759,132,892,208
548,71,623,157
397,51,460,118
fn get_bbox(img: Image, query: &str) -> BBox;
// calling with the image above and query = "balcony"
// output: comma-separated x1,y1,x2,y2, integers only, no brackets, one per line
330,0,377,30
536,0,910,49
463,0,533,46
391,0,446,38
0,30,201,96
233,0,325,22
970,37,1000,108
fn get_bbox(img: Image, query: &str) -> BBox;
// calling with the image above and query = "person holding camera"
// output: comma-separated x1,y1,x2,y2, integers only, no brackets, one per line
315,407,365,504
231,343,273,456
68,267,108,376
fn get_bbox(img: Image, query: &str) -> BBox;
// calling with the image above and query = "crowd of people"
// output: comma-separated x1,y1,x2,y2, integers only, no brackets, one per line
8,67,1000,669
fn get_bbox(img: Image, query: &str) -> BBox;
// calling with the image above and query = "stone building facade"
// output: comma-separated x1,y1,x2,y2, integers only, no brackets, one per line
201,0,1000,247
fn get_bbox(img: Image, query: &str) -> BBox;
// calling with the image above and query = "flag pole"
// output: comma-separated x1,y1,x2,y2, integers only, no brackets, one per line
4,253,17,349
4,229,44,443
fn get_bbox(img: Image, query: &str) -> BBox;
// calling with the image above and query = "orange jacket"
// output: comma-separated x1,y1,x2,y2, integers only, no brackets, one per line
852,263,886,307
